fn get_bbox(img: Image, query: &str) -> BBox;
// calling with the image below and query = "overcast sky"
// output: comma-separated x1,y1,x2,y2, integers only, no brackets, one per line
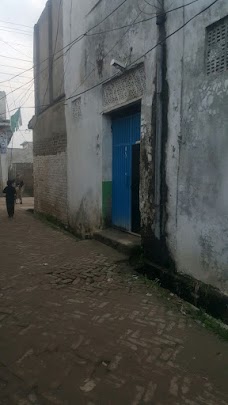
0,0,46,147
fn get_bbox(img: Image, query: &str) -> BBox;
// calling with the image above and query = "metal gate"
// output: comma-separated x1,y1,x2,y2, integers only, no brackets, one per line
112,112,141,231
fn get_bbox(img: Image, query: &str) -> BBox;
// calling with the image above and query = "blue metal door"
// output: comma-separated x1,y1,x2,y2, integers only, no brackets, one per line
112,113,141,231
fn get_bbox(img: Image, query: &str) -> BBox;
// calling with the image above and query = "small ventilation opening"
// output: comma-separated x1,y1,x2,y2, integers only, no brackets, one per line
206,16,228,76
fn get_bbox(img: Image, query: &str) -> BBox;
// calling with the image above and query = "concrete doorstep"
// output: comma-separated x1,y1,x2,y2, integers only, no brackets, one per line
94,228,141,256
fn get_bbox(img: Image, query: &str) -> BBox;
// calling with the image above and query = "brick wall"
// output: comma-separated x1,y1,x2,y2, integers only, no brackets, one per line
33,101,67,157
34,153,67,223
33,100,68,224
33,0,67,225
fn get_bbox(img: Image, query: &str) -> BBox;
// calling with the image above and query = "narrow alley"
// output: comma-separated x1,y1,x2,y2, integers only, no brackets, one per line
0,199,227,405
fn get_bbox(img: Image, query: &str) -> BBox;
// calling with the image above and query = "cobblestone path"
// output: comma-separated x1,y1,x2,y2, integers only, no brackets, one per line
0,199,227,404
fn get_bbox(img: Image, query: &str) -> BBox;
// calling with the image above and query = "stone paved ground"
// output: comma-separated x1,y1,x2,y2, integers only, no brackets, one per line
0,198,228,405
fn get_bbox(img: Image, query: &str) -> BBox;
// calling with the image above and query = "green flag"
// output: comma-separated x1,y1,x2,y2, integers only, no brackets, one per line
10,108,22,133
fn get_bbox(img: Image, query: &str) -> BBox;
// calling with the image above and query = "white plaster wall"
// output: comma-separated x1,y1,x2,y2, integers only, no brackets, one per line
66,89,103,235
62,0,228,294
62,0,157,234
166,0,228,294
52,0,64,101
37,5,50,110
165,0,184,258
0,153,8,190
102,115,112,183
0,92,6,120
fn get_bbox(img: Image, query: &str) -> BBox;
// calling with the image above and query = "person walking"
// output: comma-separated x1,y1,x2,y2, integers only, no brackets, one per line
15,174,24,204
3,180,16,218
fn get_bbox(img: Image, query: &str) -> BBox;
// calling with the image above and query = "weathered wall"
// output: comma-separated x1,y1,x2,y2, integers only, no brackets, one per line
61,0,228,297
0,92,6,120
33,101,67,223
0,153,8,192
34,3,50,113
165,0,228,295
34,0,64,115
62,0,157,235
34,0,67,223
52,0,64,101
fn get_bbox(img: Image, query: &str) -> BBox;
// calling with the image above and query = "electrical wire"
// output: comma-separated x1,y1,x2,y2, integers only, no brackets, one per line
0,72,32,78
0,78,34,104
0,0,217,106
6,97,14,167
0,66,36,84
0,39,32,59
0,0,201,88
0,61,54,101
8,81,33,152
0,0,130,88
19,88,34,108
0,27,32,36
0,64,32,71
0,0,218,117
2,79,34,87
38,0,63,116
128,0,220,67
0,25,32,34
143,0,159,9
4,41,32,48
8,82,34,110
67,8,144,100
0,20,32,29
35,0,130,91
0,0,199,87
137,0,158,16
86,0,201,36
65,0,130,54
65,0,220,102
0,83,26,90
0,54,32,63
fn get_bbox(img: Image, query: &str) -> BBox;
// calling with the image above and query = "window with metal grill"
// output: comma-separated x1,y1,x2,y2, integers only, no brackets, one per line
206,17,228,76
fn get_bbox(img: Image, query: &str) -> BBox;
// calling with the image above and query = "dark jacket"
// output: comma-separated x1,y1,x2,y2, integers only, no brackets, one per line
3,185,16,203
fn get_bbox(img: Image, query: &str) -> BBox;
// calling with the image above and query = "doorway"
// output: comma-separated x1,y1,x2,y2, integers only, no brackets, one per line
112,110,141,232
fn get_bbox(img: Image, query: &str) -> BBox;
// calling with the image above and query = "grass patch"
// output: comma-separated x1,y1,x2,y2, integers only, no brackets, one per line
129,246,144,269
139,273,228,341
186,305,228,341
